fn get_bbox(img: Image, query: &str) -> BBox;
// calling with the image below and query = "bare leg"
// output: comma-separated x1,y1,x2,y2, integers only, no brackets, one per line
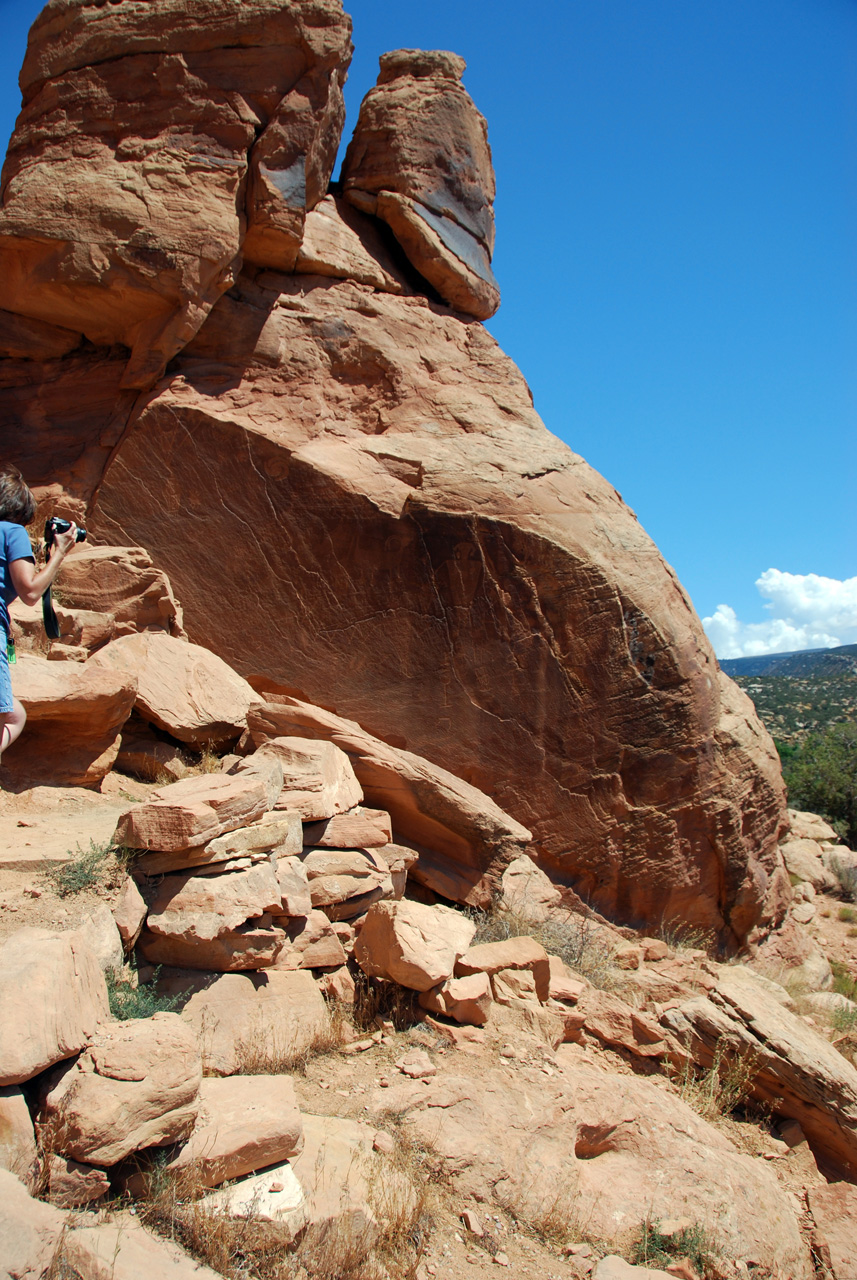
0,698,26,760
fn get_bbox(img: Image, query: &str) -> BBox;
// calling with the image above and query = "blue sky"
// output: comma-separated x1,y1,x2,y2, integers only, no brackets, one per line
1,0,854,656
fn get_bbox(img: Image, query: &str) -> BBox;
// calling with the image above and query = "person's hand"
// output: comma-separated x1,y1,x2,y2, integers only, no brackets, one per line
53,523,78,557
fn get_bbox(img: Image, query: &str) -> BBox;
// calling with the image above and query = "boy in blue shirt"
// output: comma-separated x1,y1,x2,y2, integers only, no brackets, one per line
1,466,79,763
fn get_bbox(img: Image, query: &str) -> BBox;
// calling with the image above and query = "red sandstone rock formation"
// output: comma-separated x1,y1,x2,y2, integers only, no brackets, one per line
0,4,788,946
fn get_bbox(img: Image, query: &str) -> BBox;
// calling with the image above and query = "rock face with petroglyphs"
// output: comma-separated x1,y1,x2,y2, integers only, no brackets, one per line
0,0,788,946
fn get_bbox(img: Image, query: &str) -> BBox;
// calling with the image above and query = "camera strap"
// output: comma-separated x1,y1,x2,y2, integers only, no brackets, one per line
41,545,61,641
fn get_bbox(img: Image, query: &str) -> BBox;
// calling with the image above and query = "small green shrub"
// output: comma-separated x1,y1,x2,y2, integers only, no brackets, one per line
46,839,135,897
631,1218,714,1275
830,960,857,1002
838,905,857,924
106,967,180,1020
832,1003,857,1035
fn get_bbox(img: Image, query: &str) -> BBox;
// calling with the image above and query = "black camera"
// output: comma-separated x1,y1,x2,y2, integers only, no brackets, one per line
44,516,87,550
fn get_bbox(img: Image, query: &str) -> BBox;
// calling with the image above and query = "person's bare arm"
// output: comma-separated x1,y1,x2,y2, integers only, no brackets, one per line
8,524,79,607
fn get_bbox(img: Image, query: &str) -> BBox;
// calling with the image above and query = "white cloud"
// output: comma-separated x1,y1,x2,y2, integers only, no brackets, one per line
703,570,857,660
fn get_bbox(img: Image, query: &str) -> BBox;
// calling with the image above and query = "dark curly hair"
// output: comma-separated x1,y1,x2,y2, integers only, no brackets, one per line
0,465,36,526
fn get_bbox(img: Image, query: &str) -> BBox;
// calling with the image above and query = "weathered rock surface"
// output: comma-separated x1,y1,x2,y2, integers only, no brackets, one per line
127,1075,303,1192
779,836,837,892
372,1058,812,1278
498,854,563,922
0,1087,38,1187
342,50,499,319
0,927,108,1086
661,964,857,1180
116,717,189,783
87,265,787,946
159,968,329,1076
50,545,184,642
418,971,492,1025
6,653,136,787
46,1154,110,1208
90,632,257,747
113,876,148,952
38,1013,201,1165
750,914,832,991
808,1182,857,1280
138,809,301,876
0,0,353,388
303,805,392,849
290,1113,382,1246
0,1167,66,1280
254,735,364,819
64,1211,227,1280
269,909,347,969
303,846,394,918
355,899,475,991
140,861,286,971
456,937,551,1003
249,696,531,906
71,903,124,976
114,770,277,851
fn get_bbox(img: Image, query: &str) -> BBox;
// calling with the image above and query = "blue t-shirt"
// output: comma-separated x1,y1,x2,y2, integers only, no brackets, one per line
1,522,35,637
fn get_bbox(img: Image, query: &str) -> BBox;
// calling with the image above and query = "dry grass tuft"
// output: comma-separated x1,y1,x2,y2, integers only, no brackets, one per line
469,901,619,990
677,1041,757,1122
135,1126,439,1280
231,1002,347,1077
352,971,422,1032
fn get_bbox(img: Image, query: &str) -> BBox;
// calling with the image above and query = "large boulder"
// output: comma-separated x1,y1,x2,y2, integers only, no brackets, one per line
90,632,257,747
355,899,475,992
125,1075,303,1192
661,964,857,1180
0,927,108,1087
341,50,499,319
0,0,353,389
6,653,136,786
38,1013,201,1165
87,268,786,948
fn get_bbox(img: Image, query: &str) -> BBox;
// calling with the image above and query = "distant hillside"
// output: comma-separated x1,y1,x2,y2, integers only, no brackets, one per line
720,644,857,679
722,644,857,744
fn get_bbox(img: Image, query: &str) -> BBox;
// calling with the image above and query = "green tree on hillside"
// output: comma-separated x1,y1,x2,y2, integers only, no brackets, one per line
782,721,857,848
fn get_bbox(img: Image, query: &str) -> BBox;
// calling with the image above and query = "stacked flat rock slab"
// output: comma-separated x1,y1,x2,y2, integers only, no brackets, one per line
249,698,532,907
342,50,499,319
0,0,353,389
90,632,258,748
